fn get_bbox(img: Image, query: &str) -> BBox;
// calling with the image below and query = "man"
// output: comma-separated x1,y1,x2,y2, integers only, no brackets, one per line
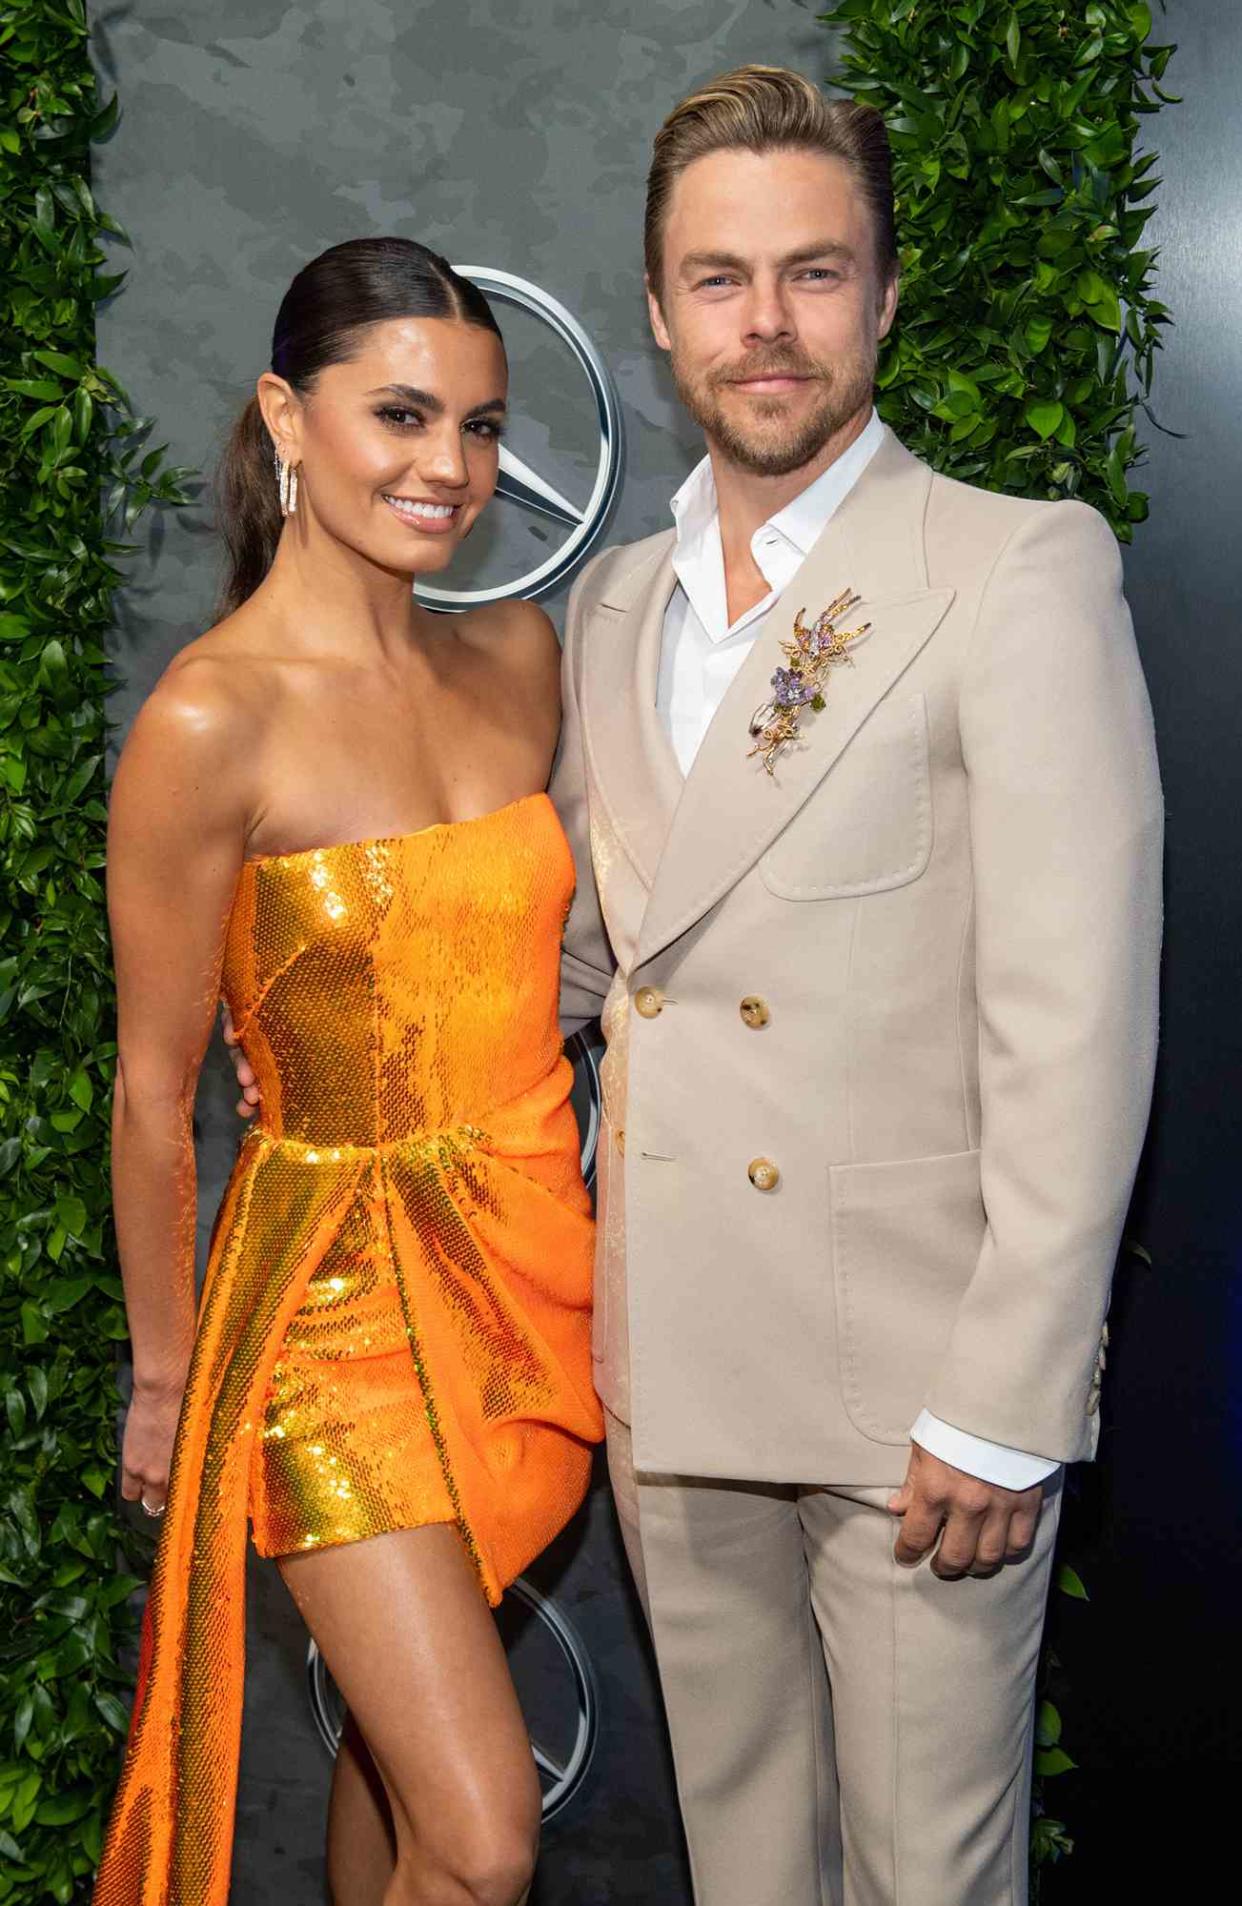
551,65,1161,1906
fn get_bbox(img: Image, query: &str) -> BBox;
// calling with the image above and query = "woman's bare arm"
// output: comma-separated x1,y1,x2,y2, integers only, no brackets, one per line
107,660,258,1507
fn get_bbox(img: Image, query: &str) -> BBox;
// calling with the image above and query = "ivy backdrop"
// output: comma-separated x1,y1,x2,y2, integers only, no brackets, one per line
0,3,187,1901
0,1,1170,1900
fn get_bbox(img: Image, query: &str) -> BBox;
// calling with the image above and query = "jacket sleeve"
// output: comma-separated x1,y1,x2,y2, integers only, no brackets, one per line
550,552,617,1036
928,500,1163,1461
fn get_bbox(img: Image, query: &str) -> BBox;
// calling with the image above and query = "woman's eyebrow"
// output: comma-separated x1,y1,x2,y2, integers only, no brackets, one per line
367,384,507,418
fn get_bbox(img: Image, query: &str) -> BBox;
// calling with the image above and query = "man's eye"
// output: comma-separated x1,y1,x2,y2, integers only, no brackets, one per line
697,276,736,290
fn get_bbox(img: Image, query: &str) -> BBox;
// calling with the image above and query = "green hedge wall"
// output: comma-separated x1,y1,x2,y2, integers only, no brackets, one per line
826,0,1175,540
0,4,186,1900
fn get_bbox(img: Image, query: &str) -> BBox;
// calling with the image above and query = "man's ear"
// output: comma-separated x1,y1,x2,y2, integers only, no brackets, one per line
646,275,672,353
877,271,900,344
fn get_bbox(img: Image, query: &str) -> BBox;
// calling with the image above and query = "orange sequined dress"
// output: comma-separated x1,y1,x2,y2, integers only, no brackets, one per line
94,792,602,1906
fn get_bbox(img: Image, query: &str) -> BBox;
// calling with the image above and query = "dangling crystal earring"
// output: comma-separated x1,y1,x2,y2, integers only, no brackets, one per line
274,449,299,518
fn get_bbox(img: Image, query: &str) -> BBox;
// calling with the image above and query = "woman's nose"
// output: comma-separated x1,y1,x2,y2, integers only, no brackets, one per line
419,426,470,489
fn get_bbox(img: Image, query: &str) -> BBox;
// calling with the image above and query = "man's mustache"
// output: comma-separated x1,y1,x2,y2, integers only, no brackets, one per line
710,351,829,388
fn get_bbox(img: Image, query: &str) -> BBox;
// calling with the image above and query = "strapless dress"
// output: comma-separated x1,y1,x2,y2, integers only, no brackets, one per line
94,792,603,1906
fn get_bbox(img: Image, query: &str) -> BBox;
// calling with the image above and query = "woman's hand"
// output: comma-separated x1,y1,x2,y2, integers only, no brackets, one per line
222,1001,261,1119
120,1375,186,1518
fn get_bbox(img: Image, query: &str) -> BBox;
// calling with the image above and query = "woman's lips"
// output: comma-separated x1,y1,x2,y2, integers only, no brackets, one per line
381,494,462,534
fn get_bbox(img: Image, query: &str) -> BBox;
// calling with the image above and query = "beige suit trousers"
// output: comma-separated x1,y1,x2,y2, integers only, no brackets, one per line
607,1411,1062,1906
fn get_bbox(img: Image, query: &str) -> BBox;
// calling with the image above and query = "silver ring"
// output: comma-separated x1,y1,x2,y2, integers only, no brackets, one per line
140,1498,165,1519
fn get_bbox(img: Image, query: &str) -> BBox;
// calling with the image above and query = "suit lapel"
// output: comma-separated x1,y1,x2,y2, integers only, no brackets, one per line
579,535,684,890
636,432,955,966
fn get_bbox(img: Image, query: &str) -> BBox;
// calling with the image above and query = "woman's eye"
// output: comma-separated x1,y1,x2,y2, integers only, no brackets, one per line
466,419,504,441
377,406,421,429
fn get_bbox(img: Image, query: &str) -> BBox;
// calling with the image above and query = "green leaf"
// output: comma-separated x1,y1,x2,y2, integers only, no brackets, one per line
1005,12,1020,64
1035,1747,1078,1777
53,1193,88,1238
1024,399,1065,441
4,378,66,402
33,1788,94,1827
19,1303,49,1347
95,1691,130,1735
1025,314,1054,355
31,349,84,379
43,1274,93,1312
1057,1563,1090,1601
67,1067,93,1112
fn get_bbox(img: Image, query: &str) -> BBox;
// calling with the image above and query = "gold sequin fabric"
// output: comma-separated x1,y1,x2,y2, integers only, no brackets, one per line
94,792,602,1906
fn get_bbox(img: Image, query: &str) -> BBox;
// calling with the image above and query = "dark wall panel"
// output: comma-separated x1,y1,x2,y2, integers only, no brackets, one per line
1054,3,1242,1890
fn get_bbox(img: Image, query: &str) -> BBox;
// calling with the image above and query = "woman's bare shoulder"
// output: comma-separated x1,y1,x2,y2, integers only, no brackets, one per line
458,601,561,741
116,612,278,799
457,597,560,688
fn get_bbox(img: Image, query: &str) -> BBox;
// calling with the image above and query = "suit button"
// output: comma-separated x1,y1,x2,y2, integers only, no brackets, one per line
634,986,664,1019
748,1157,780,1192
615,1127,626,1156
739,995,770,1029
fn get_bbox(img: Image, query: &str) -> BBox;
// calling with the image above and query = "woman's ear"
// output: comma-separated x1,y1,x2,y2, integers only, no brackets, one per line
256,371,301,463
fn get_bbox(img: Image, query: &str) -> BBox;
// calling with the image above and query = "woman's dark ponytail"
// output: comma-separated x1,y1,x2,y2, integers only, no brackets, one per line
216,238,503,617
218,395,283,616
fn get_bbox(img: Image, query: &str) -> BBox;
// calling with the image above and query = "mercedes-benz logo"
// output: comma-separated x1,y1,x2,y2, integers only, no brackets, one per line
415,267,623,609
307,1577,599,1822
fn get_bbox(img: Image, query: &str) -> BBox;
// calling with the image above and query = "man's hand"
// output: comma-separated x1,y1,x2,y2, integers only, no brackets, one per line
887,1441,1044,1578
221,1002,261,1120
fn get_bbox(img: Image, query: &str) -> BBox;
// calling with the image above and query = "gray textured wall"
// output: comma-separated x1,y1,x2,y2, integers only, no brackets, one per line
90,4,830,1901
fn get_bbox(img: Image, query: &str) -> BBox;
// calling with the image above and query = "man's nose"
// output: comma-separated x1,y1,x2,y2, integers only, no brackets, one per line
740,276,795,345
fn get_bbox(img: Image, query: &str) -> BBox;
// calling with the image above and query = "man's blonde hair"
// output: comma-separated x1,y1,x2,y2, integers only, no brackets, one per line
644,65,897,298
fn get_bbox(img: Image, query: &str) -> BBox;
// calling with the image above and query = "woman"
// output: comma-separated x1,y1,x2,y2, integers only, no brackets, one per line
96,238,603,1906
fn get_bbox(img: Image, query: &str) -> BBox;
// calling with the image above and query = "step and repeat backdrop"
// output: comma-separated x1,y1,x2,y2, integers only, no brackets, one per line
91,3,827,1901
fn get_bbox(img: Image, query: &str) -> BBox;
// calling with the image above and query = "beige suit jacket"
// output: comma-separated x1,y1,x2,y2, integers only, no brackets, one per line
551,427,1162,1484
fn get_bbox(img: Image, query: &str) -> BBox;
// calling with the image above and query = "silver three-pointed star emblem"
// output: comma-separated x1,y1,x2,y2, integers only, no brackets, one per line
415,267,623,609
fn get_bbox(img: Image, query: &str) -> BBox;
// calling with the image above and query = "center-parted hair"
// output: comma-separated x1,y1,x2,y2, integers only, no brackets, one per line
644,65,897,299
218,237,503,615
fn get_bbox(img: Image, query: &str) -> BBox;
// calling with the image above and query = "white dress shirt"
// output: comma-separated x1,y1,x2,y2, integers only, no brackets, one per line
655,410,1058,1492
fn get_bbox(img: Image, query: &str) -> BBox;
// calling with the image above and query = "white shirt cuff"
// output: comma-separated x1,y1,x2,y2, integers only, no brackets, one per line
910,1410,1061,1490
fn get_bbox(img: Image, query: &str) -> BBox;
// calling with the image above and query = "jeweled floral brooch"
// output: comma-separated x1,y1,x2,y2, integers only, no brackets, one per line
747,588,871,774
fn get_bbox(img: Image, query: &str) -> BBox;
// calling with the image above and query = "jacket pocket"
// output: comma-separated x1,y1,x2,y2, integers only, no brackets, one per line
830,1148,983,1443
760,692,932,900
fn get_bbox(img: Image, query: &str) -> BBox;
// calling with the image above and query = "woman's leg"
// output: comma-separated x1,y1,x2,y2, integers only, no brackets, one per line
326,1712,397,1906
279,1524,539,1906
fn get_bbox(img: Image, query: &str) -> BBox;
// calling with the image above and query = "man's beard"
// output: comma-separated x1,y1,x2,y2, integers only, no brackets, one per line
670,343,875,478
